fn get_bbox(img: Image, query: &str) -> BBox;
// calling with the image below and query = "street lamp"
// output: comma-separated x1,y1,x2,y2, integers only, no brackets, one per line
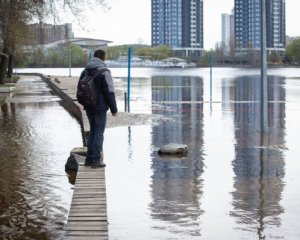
260,0,268,132
68,46,72,77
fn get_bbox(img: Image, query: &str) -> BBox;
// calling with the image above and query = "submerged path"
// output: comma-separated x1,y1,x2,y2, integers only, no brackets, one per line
46,75,153,131
45,76,109,239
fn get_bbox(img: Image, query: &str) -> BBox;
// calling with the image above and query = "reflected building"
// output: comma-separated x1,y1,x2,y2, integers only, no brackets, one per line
149,76,204,236
229,75,286,237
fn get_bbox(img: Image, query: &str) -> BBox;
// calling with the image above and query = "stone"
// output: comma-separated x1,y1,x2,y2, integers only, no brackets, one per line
65,154,78,171
158,143,188,155
65,153,85,171
70,147,87,156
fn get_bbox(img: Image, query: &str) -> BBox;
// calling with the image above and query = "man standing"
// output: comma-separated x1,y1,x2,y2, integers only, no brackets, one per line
79,49,118,168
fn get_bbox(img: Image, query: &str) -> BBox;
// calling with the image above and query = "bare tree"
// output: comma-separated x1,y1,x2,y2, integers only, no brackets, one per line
0,0,107,84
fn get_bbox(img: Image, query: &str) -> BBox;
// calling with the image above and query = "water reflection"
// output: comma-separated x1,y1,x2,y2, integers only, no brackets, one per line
0,76,82,239
150,76,204,237
230,76,286,238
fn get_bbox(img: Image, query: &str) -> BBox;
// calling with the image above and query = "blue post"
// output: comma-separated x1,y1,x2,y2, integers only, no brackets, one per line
127,48,132,113
210,55,212,109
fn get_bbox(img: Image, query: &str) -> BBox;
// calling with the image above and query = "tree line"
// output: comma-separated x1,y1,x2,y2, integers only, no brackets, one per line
15,45,88,68
12,44,174,68
286,39,300,65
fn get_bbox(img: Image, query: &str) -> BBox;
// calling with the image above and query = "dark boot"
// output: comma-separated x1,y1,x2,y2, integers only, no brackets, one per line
84,158,92,166
91,160,106,168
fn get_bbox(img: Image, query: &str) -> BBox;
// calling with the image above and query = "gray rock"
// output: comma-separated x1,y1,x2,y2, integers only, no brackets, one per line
71,147,87,156
158,143,188,155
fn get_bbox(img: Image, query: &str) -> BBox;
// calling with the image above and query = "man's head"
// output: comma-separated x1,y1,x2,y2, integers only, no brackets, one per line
94,49,106,61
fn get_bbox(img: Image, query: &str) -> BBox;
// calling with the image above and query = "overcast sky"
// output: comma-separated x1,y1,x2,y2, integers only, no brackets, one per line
69,0,300,50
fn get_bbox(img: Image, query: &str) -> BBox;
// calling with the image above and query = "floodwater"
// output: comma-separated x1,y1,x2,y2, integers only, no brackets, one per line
0,76,82,239
3,67,300,239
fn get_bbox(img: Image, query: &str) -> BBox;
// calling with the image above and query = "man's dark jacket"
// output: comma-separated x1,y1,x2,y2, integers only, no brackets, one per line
79,57,117,113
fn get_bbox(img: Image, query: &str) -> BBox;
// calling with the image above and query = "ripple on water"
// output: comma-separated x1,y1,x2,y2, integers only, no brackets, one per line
0,76,82,240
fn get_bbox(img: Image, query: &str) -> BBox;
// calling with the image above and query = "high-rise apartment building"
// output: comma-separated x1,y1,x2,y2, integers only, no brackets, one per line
151,0,203,58
28,22,74,45
222,11,234,54
234,0,285,51
222,14,231,51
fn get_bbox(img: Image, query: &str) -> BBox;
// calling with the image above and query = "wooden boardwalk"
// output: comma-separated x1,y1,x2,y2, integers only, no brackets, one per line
65,165,108,240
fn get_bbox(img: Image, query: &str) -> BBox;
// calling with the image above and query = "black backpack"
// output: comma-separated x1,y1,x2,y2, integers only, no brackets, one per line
76,68,108,108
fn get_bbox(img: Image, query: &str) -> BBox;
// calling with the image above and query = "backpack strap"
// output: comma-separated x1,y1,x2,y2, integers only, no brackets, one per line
87,67,109,80
96,67,109,75
84,67,108,78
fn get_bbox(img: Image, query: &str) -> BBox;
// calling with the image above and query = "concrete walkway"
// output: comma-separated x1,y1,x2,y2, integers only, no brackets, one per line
46,76,153,132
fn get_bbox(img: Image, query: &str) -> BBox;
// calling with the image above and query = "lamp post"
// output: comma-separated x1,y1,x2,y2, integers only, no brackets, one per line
68,47,72,77
210,54,213,111
127,47,132,113
260,0,268,132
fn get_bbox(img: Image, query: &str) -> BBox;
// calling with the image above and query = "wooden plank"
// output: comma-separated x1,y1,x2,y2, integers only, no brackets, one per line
74,187,106,190
65,236,108,240
71,197,106,202
70,205,107,214
68,212,107,217
77,170,104,174
70,205,106,209
67,225,108,231
69,209,107,214
67,227,107,232
73,184,106,187
76,174,105,177
67,221,107,226
68,216,107,221
74,185,106,188
71,202,106,206
66,163,108,239
65,231,108,236
72,201,106,205
75,178,105,181
73,188,106,191
78,168,105,172
72,195,106,199
78,168,104,172
73,191,106,195
77,173,105,176
75,179,105,182
77,172,105,175
76,175,105,178
74,183,106,187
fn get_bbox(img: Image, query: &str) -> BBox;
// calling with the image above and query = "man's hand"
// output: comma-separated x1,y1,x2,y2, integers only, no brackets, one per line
112,113,117,116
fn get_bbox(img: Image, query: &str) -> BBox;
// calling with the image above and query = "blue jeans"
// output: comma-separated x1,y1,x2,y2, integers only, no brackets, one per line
85,110,107,164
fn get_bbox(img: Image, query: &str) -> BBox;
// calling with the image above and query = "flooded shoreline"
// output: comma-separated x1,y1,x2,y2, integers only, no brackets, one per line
0,76,82,239
1,68,300,239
